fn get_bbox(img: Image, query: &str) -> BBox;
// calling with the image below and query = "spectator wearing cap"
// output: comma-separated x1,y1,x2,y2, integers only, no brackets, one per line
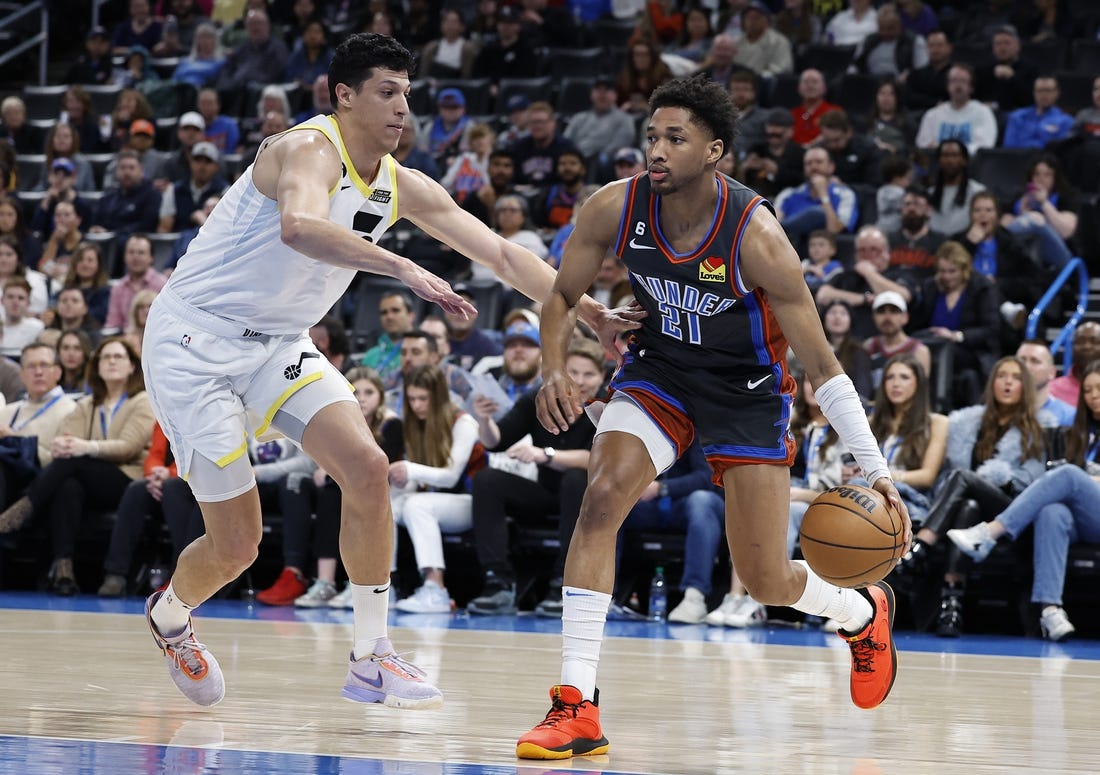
741,108,804,200
854,3,928,79
158,141,228,233
66,26,114,85
791,68,839,146
496,95,531,150
88,149,162,243
172,21,227,89
420,9,480,80
216,8,289,92
38,124,97,192
0,98,44,157
976,25,1037,113
111,0,162,55
445,284,503,372
612,147,645,179
159,111,207,188
110,44,161,90
428,88,471,172
196,87,240,154
863,291,931,391
491,320,544,399
506,102,581,187
734,2,793,76
461,149,516,227
729,71,767,158
562,77,637,171
104,118,168,184
473,5,540,84
29,159,94,243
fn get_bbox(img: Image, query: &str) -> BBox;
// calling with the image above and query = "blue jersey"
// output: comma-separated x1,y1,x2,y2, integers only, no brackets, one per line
613,172,790,373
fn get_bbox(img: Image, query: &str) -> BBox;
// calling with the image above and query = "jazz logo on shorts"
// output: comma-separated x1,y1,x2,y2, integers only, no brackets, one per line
284,351,321,380
699,257,726,283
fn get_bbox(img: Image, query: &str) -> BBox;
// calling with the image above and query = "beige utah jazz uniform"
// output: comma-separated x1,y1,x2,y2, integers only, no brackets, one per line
143,114,399,501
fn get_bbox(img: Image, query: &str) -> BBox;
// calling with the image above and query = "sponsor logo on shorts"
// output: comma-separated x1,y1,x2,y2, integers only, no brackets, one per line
368,189,392,204
283,351,321,380
699,257,726,283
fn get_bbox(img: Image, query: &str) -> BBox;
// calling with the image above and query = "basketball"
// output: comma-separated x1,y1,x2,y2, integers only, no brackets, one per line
799,485,905,588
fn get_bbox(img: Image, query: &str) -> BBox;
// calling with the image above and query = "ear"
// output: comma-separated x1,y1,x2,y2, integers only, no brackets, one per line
707,140,724,165
335,83,353,108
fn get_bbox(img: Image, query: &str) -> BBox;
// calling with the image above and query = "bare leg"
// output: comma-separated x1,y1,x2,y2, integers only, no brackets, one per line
170,488,264,606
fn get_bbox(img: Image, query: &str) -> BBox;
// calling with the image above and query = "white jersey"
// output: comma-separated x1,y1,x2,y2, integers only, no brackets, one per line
166,114,400,335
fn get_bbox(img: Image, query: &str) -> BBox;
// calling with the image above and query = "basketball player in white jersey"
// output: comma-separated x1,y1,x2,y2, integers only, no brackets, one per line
141,33,637,709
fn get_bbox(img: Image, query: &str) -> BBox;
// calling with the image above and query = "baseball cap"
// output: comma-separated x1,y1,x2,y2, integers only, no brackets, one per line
506,94,530,113
179,111,205,130
437,87,466,108
766,107,794,127
503,320,540,347
503,308,539,328
86,26,108,40
130,119,155,137
742,0,772,17
614,147,644,166
872,291,908,313
51,157,75,174
498,5,521,22
191,141,220,162
593,75,616,89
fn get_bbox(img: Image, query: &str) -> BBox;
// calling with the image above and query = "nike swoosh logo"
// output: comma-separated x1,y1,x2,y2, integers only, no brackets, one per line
363,673,384,688
564,589,593,597
341,185,351,191
629,238,656,250
747,375,772,389
373,586,390,594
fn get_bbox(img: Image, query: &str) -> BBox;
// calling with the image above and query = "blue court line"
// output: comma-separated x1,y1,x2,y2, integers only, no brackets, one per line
2,591,1098,661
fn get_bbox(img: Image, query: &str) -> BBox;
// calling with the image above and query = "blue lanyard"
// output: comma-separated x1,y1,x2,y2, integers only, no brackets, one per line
803,424,829,473
9,387,64,431
881,436,902,465
1087,432,1100,464
99,394,127,438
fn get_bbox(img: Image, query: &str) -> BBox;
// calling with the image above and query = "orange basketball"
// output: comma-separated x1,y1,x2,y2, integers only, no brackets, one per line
799,485,905,588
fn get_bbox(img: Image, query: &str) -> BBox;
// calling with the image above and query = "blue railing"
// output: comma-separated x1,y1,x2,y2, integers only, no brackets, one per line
1025,257,1089,373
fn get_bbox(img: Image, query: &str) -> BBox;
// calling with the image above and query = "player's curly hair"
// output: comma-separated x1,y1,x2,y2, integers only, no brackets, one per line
649,74,738,154
329,33,417,108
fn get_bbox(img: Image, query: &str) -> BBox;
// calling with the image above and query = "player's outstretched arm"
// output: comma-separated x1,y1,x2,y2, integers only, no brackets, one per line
397,168,642,347
536,183,624,434
740,208,913,548
255,131,474,318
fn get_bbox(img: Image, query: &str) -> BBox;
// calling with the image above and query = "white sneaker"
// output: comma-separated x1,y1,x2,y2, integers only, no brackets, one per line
327,584,354,609
705,593,742,626
821,618,841,633
947,523,997,562
295,579,337,608
667,587,708,624
725,595,767,628
394,580,453,614
1040,606,1076,642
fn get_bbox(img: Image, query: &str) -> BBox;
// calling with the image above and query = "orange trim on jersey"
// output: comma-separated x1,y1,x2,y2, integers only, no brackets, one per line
727,194,763,298
614,385,695,456
649,174,729,265
706,435,797,487
614,175,642,256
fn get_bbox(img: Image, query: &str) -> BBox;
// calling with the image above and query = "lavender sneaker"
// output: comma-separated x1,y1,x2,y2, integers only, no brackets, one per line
341,638,443,709
145,591,225,707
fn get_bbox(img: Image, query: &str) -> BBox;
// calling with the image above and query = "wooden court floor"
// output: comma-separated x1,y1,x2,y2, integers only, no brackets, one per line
2,603,1100,774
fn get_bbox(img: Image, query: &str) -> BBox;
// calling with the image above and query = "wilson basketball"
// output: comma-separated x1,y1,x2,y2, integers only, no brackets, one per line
799,485,905,588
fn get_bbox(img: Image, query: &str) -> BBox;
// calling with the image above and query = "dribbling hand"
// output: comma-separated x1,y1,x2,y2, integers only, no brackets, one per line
536,371,581,434
872,477,913,553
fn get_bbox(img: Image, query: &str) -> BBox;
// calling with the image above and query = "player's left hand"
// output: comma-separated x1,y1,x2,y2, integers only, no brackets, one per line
590,301,645,361
399,262,477,319
872,477,913,552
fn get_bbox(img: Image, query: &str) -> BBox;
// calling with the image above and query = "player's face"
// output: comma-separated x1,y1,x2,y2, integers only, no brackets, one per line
566,354,604,402
883,362,917,407
993,361,1024,407
405,385,431,420
645,107,722,196
1083,373,1100,421
338,67,411,153
352,378,381,417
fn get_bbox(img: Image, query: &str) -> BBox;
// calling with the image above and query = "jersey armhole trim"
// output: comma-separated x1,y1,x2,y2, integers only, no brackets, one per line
613,175,641,256
731,195,766,296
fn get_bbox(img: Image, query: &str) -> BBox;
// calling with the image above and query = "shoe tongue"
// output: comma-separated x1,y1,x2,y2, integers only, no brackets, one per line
550,685,583,704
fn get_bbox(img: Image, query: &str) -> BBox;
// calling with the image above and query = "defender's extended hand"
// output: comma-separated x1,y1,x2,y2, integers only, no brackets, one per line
590,301,645,358
399,263,476,318
536,371,581,434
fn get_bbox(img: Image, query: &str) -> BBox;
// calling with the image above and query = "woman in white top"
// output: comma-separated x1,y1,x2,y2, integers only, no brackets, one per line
492,194,548,264
391,364,485,613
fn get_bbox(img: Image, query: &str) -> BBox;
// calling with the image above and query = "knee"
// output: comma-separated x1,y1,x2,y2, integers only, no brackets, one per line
739,563,797,606
576,476,630,533
1037,504,1074,534
326,442,388,496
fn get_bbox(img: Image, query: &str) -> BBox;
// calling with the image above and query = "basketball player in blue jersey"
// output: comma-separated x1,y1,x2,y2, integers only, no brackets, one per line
139,33,638,710
517,75,914,759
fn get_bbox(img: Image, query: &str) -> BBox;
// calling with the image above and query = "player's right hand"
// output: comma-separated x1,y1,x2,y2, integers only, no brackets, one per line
537,370,581,434
399,262,477,319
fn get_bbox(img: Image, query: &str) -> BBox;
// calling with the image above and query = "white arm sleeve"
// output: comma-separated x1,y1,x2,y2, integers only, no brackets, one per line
814,373,890,486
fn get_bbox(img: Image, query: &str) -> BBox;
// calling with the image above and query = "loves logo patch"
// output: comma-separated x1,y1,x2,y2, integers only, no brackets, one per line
699,256,726,283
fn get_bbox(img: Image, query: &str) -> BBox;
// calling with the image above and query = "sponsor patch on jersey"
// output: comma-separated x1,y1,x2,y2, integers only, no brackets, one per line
368,189,392,204
699,256,726,283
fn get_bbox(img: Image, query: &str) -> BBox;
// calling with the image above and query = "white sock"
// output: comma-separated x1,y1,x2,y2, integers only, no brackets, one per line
560,585,612,701
351,580,390,660
152,582,195,639
790,561,873,634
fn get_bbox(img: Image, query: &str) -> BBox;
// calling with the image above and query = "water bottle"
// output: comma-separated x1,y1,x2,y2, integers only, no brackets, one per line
648,566,667,621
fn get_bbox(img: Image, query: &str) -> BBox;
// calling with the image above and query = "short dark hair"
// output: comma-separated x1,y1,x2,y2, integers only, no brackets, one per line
818,109,851,133
489,148,514,164
879,153,911,182
649,74,738,155
402,329,438,353
380,290,413,312
808,229,835,246
314,313,349,358
329,33,416,108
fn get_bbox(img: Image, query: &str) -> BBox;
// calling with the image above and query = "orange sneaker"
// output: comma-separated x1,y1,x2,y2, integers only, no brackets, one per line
839,581,897,710
256,568,308,606
516,685,609,760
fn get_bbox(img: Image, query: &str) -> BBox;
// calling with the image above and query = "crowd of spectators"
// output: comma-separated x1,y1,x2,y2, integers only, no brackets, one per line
1,0,1100,640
